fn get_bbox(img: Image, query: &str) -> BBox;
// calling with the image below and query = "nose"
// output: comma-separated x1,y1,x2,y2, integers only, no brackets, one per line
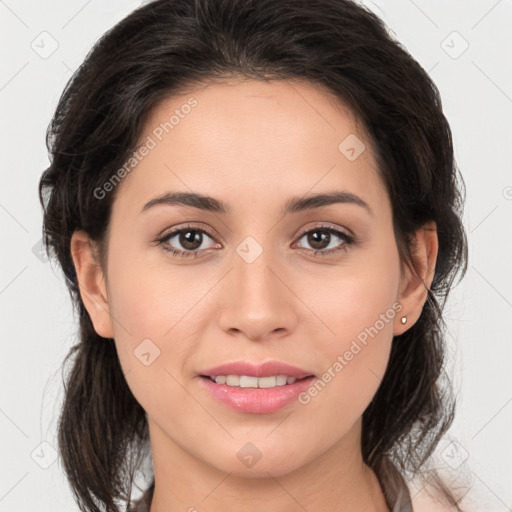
217,244,299,342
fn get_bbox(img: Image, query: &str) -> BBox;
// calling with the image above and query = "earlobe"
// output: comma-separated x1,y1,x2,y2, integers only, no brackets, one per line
394,221,438,335
70,230,114,339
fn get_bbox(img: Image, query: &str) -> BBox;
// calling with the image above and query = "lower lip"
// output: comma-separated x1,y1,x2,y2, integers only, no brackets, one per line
199,375,316,414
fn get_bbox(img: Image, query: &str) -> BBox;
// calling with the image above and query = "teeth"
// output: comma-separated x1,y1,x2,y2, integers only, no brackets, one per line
212,374,300,388
240,375,259,387
226,375,240,386
258,376,277,388
276,375,287,386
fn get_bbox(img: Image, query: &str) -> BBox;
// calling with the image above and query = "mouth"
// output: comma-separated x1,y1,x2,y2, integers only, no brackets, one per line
199,374,313,388
196,360,316,413
198,373,317,414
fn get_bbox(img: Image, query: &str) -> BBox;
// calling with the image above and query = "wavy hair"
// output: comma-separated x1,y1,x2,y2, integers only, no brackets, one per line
38,0,469,510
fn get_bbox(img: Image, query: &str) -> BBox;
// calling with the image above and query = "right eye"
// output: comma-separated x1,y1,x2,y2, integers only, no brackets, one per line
156,224,220,258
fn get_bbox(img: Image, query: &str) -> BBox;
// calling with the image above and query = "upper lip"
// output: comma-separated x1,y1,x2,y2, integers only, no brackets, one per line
199,360,315,379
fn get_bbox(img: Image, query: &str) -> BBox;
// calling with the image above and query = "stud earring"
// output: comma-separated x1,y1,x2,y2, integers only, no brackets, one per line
400,316,407,324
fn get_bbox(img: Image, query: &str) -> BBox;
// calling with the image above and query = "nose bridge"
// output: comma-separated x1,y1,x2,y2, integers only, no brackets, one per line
234,234,283,309
217,234,297,340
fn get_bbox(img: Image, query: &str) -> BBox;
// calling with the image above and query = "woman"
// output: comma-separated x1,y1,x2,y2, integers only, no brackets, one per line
38,0,469,511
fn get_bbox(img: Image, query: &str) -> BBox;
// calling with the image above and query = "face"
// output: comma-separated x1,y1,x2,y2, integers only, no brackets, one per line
78,78,412,478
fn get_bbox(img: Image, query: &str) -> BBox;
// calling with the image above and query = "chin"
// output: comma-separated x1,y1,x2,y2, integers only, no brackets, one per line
208,446,310,479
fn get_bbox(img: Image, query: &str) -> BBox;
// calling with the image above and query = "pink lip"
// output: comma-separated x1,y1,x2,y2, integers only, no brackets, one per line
199,360,314,379
199,374,316,414
197,360,316,414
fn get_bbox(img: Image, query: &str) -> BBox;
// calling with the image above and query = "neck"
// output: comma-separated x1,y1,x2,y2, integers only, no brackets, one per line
147,418,390,512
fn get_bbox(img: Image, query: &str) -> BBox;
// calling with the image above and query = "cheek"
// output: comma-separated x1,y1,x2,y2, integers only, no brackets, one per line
298,243,400,415
103,246,192,383
106,242,201,339
105,256,201,418
298,297,396,449
304,240,400,348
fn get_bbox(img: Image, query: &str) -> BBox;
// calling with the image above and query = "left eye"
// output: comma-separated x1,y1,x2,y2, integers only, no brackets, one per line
294,226,354,256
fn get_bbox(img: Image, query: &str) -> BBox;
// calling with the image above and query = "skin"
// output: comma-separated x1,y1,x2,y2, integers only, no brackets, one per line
71,78,438,512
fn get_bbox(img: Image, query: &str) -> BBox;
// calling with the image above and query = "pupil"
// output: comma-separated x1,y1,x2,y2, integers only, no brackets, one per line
181,230,202,250
309,230,329,250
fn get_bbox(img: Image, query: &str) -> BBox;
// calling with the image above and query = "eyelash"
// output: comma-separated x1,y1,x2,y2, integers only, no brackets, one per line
155,223,355,259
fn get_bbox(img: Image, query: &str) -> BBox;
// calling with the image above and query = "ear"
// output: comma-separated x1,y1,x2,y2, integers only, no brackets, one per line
70,230,114,339
394,220,438,335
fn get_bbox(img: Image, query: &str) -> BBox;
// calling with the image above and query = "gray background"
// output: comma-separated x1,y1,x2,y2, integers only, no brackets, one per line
1,0,511,510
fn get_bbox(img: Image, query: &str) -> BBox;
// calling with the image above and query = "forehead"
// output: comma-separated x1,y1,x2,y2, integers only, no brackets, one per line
112,78,388,219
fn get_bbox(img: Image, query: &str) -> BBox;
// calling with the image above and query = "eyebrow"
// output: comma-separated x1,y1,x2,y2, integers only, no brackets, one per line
141,190,373,216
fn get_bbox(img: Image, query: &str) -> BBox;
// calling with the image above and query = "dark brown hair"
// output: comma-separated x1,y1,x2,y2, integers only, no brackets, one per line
38,0,469,510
